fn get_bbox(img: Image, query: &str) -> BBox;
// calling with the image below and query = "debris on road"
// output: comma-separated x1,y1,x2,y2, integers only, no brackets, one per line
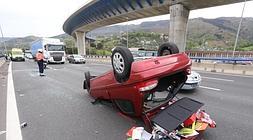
20,122,28,128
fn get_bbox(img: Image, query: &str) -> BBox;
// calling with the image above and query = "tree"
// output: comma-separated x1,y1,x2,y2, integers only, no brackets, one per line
96,42,103,50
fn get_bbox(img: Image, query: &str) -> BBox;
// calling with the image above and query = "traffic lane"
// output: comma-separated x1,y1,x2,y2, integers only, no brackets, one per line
179,89,253,140
197,71,253,116
179,86,253,139
12,61,134,140
197,70,253,92
56,63,253,139
0,62,8,140
47,62,112,76
56,62,253,139
13,61,253,139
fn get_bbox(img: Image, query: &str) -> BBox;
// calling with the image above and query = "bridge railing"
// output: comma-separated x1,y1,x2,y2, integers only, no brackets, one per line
83,51,253,59
185,51,253,58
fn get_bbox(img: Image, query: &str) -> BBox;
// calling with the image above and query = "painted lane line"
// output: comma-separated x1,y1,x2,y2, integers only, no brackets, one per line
199,86,222,91
202,76,234,82
195,70,253,78
0,131,6,135
6,62,23,140
47,66,57,70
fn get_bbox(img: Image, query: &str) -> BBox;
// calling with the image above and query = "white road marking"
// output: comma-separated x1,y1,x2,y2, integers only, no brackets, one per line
195,70,253,78
47,66,57,70
29,73,36,77
202,76,234,82
12,69,37,72
89,63,111,67
200,86,222,91
0,131,6,135
6,62,23,140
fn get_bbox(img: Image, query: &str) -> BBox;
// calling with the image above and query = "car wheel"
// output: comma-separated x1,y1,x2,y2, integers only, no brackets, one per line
157,42,179,56
111,47,134,83
84,71,91,93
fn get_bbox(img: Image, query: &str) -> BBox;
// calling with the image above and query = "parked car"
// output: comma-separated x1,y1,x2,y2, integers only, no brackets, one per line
181,71,201,90
130,49,157,61
83,43,215,139
68,54,86,64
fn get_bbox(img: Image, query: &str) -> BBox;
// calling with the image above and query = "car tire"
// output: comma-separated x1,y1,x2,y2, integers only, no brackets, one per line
157,42,179,56
111,47,134,83
84,71,91,93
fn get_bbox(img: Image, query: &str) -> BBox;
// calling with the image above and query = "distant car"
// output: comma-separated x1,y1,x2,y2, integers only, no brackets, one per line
68,54,86,64
25,53,33,59
181,71,201,90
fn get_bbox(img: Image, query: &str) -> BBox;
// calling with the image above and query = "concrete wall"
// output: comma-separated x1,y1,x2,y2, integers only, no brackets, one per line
192,62,253,75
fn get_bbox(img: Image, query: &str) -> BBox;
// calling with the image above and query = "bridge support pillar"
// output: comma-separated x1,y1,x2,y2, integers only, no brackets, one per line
75,31,86,55
169,4,189,52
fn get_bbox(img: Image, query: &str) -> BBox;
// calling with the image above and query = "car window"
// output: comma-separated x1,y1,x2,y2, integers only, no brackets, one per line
74,55,82,58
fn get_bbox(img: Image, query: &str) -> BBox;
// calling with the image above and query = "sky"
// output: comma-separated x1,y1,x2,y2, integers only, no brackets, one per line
0,0,253,37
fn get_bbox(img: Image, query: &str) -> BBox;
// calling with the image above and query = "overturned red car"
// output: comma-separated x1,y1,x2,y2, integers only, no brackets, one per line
83,43,215,139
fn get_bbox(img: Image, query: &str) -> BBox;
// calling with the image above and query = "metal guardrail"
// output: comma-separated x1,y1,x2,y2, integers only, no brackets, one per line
83,51,253,64
186,51,253,63
190,56,253,62
84,55,111,59
185,51,253,58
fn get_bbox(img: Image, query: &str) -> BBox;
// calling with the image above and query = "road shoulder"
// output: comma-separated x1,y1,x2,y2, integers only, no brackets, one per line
0,62,9,140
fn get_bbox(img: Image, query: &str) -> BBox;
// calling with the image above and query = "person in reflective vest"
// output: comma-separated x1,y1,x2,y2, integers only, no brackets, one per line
36,49,45,76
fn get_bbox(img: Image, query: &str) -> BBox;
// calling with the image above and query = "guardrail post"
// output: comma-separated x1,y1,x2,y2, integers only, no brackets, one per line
211,63,217,72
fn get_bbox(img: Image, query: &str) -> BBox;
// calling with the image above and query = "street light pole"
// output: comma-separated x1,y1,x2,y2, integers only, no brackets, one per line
0,24,7,55
232,0,247,57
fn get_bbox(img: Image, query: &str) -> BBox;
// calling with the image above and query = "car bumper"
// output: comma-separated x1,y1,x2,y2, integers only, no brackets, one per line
48,57,65,63
12,57,25,61
181,82,200,90
74,60,86,63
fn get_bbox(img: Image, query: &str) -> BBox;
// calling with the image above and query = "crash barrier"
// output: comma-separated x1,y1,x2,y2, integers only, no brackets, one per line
84,55,111,59
85,51,253,61
186,51,253,58
85,57,111,64
192,62,253,75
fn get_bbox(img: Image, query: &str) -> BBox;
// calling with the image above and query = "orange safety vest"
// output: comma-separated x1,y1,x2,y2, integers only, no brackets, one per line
36,53,44,61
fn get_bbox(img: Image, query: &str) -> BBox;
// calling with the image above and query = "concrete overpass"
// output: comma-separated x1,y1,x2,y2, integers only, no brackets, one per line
63,0,247,55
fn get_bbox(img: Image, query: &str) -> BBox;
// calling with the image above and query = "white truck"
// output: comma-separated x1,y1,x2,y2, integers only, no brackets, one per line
31,38,66,64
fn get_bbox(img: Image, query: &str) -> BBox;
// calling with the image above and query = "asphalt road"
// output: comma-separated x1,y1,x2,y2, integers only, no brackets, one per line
2,60,253,140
